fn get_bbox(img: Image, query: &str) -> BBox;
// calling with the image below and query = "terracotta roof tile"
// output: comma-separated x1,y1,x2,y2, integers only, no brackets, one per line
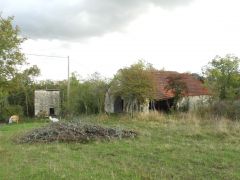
152,71,210,100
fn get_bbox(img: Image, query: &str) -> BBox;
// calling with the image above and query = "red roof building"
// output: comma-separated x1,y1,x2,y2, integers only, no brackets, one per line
152,71,210,100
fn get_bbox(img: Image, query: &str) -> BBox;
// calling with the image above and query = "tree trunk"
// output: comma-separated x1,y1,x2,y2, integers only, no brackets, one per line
84,103,88,115
25,91,29,117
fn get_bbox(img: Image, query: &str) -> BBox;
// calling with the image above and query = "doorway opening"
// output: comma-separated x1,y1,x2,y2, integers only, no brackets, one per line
49,108,55,116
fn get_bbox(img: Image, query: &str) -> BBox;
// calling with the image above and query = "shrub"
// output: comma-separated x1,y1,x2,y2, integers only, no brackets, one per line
0,113,7,123
210,100,240,121
1,105,24,119
228,100,240,120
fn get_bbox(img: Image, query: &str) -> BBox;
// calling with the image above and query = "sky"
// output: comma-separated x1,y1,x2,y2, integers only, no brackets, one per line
1,0,240,80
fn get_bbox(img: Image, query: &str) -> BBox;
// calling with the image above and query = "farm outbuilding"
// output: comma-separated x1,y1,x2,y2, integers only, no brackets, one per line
105,71,210,113
34,90,60,117
149,71,210,111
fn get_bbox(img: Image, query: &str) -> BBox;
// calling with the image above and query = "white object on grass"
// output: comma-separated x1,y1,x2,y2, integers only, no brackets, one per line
49,116,59,122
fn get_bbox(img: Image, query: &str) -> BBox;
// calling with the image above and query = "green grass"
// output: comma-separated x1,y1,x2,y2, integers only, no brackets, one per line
0,115,240,179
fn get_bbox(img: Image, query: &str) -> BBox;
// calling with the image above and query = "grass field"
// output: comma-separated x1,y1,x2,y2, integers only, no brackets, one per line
0,114,240,179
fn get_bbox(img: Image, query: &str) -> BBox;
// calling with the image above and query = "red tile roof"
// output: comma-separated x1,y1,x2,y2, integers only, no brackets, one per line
152,71,210,100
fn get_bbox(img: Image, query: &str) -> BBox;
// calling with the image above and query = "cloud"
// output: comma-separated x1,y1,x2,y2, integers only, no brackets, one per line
1,0,193,40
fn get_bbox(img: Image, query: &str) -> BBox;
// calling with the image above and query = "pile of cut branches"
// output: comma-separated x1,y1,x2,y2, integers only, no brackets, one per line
16,122,137,143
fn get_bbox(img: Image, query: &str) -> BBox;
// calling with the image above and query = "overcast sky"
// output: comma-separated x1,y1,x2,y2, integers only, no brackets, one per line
2,0,240,80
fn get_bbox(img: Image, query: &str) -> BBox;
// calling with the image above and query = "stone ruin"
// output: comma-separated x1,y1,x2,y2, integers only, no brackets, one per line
34,90,60,117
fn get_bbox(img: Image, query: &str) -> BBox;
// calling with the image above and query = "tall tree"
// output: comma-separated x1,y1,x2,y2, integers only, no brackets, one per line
202,55,240,100
0,15,26,83
0,15,26,113
0,15,41,117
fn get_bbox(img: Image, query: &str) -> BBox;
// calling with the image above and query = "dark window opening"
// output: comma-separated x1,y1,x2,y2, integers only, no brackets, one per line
149,98,174,112
114,96,124,113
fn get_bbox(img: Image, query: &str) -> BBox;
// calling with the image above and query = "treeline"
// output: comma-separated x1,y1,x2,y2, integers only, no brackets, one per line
1,73,109,119
1,15,240,121
63,72,109,115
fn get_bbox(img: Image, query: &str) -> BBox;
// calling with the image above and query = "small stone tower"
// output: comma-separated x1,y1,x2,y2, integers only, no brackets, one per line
34,90,60,117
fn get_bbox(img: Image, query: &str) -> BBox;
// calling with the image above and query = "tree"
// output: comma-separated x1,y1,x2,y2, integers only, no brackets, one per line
76,73,108,115
63,72,108,116
0,15,26,84
9,65,40,116
202,55,240,100
0,15,26,114
111,60,156,116
87,72,109,114
0,15,40,117
165,74,188,110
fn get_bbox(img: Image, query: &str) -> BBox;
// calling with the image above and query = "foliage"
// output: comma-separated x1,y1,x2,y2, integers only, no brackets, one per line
0,15,25,113
210,100,240,121
62,72,109,116
0,15,41,117
8,65,40,116
0,15,26,86
203,54,240,100
165,74,188,110
111,60,156,114
1,105,23,121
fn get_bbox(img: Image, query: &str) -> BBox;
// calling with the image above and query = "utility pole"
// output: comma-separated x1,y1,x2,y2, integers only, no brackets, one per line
26,53,71,108
67,56,70,108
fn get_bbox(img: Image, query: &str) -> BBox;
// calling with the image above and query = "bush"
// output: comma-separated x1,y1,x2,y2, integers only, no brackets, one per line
1,105,24,119
0,113,7,123
210,100,240,121
228,100,240,120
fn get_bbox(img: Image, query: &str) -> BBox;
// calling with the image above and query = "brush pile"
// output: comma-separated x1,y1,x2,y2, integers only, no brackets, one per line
16,122,137,143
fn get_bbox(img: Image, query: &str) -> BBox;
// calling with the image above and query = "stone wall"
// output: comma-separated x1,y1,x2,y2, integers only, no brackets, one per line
104,90,115,113
34,90,60,117
177,95,210,111
104,90,150,113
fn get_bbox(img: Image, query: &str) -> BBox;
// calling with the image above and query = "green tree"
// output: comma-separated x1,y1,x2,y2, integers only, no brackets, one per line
87,72,109,114
9,65,40,116
0,15,41,117
63,72,108,116
203,55,240,100
165,74,188,110
111,60,156,116
0,15,26,115
76,73,108,115
0,15,26,84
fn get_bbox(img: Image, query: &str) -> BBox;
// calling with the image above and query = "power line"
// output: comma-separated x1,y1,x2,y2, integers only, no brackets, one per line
25,53,71,108
25,53,67,59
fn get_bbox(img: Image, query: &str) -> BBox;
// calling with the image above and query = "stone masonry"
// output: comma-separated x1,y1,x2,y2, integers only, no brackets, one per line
34,90,60,117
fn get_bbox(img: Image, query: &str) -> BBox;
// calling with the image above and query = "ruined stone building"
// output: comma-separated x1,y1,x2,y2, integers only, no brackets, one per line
34,90,60,117
105,71,210,113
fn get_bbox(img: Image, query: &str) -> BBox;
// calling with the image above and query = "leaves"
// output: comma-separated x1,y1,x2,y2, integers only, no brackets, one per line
64,72,109,115
165,74,188,110
111,60,156,112
0,15,26,82
0,15,40,116
203,54,240,100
